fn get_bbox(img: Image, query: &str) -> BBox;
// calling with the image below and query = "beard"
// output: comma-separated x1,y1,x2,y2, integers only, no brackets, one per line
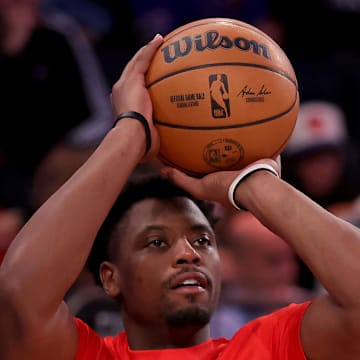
166,307,211,328
164,294,211,328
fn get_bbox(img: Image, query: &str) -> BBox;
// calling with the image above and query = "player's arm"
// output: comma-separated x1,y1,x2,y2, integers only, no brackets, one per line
0,34,163,360
163,161,360,360
237,171,360,360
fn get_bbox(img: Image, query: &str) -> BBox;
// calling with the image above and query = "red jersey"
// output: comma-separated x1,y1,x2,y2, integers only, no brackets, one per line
75,301,312,360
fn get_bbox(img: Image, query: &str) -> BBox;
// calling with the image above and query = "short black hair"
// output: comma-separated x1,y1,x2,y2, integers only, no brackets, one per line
86,173,216,286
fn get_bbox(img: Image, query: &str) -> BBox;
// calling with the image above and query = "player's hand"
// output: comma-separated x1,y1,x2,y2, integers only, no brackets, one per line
110,34,163,160
161,157,281,209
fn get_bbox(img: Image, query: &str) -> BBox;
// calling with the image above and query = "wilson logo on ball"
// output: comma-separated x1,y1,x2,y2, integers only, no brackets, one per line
161,30,271,64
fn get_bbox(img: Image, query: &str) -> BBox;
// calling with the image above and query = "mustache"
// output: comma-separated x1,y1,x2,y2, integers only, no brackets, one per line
163,267,212,289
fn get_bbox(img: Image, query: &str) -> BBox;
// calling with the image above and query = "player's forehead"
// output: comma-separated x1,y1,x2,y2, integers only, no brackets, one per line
126,197,212,233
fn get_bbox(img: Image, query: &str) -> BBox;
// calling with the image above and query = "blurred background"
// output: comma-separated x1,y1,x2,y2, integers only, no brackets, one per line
1,0,360,338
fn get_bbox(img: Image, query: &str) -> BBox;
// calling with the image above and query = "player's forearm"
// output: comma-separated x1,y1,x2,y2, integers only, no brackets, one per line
235,171,360,308
0,121,145,311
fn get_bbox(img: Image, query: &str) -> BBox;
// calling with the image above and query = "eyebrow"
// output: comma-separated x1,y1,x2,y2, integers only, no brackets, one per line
139,223,214,235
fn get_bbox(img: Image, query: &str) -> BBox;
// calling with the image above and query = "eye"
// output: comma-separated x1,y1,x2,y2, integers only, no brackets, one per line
148,239,167,248
194,235,212,247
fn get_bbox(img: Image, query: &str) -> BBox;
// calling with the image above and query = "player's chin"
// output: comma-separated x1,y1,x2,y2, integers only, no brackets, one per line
165,303,212,328
172,291,216,314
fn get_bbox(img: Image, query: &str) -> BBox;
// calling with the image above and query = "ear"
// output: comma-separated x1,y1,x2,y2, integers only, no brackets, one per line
99,261,122,297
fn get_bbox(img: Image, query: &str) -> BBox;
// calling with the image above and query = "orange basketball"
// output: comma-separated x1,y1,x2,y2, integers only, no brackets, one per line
146,18,299,177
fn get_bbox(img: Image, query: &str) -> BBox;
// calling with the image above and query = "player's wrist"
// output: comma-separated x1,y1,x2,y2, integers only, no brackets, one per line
113,111,152,158
228,164,279,211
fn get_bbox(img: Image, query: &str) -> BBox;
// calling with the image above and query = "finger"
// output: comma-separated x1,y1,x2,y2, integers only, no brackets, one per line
123,34,163,77
275,155,282,177
275,155,281,165
161,167,204,199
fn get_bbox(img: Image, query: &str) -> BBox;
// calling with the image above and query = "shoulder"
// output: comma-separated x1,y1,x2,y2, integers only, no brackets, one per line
252,301,313,327
239,301,312,339
224,302,312,359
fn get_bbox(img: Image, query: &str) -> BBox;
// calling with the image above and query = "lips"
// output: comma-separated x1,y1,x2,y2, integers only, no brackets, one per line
169,271,209,290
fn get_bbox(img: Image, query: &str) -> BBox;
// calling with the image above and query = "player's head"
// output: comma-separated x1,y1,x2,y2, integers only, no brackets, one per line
87,173,221,332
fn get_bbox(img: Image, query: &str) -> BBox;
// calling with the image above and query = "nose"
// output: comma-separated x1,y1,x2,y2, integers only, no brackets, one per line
173,238,201,266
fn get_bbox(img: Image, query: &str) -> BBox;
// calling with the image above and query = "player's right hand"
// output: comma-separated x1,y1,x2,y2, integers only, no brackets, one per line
110,34,164,160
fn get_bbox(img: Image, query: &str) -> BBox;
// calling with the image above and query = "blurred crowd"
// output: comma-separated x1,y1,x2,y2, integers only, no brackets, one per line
1,0,360,339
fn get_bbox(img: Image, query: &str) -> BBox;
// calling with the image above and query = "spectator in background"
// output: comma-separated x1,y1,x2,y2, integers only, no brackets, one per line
41,0,138,87
210,211,314,338
0,0,112,214
40,0,114,42
283,100,360,217
282,100,360,290
268,0,360,152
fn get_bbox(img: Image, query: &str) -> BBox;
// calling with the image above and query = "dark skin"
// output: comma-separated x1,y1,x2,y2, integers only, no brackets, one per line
100,197,221,349
1,33,360,360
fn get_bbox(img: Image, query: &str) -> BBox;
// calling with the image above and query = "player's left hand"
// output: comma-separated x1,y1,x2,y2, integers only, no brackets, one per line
161,157,281,209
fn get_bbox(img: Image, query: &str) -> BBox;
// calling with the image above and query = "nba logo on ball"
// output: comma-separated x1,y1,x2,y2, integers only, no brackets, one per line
146,18,299,177
209,74,231,118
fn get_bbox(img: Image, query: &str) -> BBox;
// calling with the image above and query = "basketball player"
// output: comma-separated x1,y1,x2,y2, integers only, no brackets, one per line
1,33,360,360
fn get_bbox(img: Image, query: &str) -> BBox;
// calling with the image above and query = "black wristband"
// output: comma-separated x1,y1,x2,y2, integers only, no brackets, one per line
113,111,152,156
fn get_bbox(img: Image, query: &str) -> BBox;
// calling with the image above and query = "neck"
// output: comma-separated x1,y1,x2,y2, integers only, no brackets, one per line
124,320,211,350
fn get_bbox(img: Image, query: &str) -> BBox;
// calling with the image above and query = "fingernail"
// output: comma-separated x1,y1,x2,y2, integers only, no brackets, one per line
152,33,163,41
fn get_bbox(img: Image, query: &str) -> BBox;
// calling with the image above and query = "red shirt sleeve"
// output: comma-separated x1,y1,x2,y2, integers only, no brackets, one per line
224,301,312,360
74,317,113,360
